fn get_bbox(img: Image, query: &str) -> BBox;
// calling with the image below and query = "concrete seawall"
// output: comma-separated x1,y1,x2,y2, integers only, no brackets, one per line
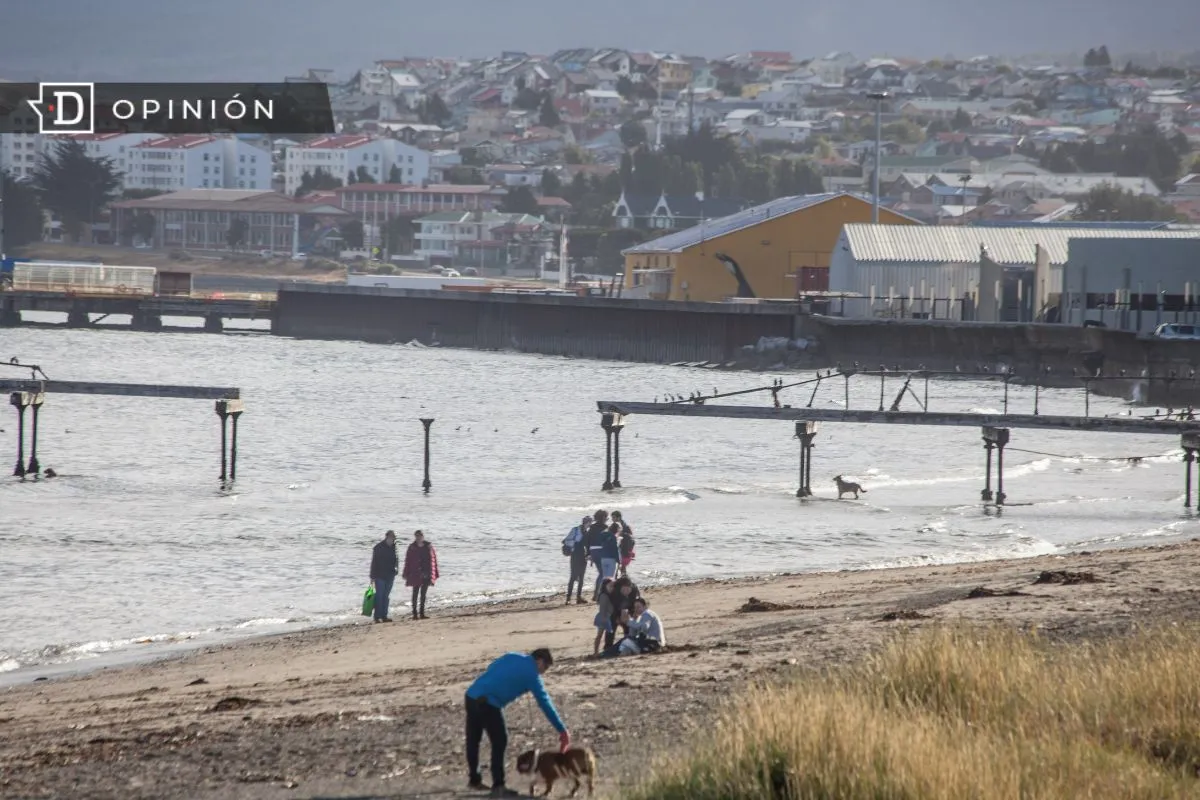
274,284,1200,404
275,284,799,364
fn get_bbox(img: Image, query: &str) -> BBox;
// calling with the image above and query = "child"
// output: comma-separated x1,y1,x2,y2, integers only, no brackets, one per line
617,526,636,578
593,578,616,656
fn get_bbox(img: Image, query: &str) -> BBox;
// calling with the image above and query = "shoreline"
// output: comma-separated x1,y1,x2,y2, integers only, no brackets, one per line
2,531,1192,690
3,539,1199,799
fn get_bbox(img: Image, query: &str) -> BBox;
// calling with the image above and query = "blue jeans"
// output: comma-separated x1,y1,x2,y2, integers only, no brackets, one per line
374,576,394,620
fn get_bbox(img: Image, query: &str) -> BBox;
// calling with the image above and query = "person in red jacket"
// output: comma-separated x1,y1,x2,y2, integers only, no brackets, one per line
402,529,440,620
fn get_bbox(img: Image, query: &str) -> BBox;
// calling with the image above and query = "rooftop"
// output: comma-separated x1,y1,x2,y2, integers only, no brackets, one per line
134,135,220,149
111,189,350,215
625,193,916,255
840,224,1200,266
293,134,375,150
335,183,505,195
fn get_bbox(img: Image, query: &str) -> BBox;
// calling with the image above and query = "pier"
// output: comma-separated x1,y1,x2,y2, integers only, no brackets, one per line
1,291,275,333
3,359,243,485
596,367,1200,508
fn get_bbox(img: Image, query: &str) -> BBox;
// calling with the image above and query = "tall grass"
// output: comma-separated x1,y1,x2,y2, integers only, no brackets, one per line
629,626,1200,799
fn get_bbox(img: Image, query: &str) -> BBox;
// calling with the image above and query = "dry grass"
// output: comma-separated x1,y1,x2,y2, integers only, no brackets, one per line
628,625,1200,799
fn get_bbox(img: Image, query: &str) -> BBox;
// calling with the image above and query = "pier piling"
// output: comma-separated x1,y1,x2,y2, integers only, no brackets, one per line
1184,432,1200,509
982,426,1010,506
601,413,625,491
795,421,817,498
26,392,43,475
10,392,32,478
215,399,245,485
420,418,434,493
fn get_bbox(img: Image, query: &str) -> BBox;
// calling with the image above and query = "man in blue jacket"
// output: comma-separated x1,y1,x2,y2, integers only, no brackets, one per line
368,530,398,623
464,648,571,797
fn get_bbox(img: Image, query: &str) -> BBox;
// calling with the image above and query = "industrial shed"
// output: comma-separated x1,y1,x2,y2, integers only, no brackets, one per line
1062,237,1200,332
829,224,1200,322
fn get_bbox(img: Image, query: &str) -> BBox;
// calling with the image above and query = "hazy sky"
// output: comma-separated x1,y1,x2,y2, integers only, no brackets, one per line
1,0,1197,82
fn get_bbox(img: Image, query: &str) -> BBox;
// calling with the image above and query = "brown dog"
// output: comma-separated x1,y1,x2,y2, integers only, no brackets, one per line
834,475,867,499
515,747,597,797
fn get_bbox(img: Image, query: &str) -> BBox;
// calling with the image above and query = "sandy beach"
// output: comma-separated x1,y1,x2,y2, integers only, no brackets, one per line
3,539,1199,799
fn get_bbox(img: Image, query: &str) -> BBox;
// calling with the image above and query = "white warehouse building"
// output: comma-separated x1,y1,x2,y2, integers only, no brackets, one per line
829,224,1200,324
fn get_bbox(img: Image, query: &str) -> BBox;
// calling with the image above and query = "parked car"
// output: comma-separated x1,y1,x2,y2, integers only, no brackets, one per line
1082,319,1107,328
442,269,461,277
463,267,479,276
1152,323,1200,340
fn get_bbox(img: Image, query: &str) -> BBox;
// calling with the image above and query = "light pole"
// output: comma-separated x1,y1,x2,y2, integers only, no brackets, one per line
866,92,890,223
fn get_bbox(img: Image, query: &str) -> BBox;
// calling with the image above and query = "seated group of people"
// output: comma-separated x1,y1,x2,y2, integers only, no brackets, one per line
593,575,666,658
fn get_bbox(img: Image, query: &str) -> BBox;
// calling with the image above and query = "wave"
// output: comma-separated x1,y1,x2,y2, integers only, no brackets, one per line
541,487,700,512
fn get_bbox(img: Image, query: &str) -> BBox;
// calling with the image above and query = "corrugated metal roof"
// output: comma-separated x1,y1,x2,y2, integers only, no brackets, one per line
625,193,912,255
841,224,1200,266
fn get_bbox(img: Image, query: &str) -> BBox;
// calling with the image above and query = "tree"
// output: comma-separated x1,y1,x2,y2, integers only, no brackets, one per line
30,138,122,242
459,147,486,167
715,162,739,197
1075,185,1178,222
513,87,542,111
541,168,563,197
295,168,342,197
881,119,923,144
226,216,249,250
951,107,973,131
445,165,485,184
0,172,44,250
383,216,416,254
417,92,452,126
538,93,561,128
339,218,365,249
1096,45,1112,68
793,159,826,194
619,120,647,150
615,75,636,100
130,211,156,246
388,165,404,183
350,165,376,185
499,185,540,215
1084,48,1098,67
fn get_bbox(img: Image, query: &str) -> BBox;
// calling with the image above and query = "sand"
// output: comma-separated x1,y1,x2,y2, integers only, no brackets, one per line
3,540,1199,800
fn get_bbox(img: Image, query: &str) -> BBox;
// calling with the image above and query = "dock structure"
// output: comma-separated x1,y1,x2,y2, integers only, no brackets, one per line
3,359,243,485
0,291,275,333
596,367,1200,509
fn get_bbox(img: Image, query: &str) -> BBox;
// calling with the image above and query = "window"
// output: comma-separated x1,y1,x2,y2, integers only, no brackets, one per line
203,166,209,174
239,154,245,163
203,179,210,187
238,181,245,188
251,155,257,163
239,168,245,176
250,168,256,176
204,153,210,161
407,155,413,163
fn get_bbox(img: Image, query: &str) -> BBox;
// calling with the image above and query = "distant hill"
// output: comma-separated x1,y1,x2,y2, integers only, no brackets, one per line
0,0,1197,81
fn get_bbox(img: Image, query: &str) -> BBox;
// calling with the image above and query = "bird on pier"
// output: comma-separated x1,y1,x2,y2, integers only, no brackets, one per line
456,426,462,431
531,427,540,434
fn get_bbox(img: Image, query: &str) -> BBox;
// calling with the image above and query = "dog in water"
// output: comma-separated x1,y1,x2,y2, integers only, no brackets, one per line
515,746,597,797
834,475,867,500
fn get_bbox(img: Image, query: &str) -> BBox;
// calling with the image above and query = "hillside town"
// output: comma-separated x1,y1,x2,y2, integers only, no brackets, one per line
2,46,1199,294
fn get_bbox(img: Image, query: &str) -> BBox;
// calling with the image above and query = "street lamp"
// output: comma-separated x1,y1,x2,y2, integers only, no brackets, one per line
866,92,890,223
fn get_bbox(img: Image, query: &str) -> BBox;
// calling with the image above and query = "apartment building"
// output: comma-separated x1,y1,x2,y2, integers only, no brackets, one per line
126,135,271,192
334,183,506,218
51,133,164,182
0,102,41,180
283,134,431,194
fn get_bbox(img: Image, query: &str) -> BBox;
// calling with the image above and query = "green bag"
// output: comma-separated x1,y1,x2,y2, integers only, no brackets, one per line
361,585,376,617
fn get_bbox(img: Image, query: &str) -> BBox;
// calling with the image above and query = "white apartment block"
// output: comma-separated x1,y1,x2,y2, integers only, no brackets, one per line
0,99,43,179
51,133,164,182
283,134,430,195
126,135,271,192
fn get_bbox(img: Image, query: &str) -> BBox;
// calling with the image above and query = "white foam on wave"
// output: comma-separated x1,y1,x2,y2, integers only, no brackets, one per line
541,487,698,512
858,536,1060,572
0,658,20,673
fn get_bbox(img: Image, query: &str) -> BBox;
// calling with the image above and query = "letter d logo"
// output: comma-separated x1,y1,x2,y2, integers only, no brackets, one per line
31,82,95,134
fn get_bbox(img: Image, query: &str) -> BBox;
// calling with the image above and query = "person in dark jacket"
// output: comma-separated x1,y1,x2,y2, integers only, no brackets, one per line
608,576,642,647
586,510,610,600
369,530,399,623
464,648,570,796
402,529,440,620
562,516,591,605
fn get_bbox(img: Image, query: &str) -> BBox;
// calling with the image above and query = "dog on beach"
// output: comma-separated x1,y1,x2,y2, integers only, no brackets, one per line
515,746,597,797
834,475,867,500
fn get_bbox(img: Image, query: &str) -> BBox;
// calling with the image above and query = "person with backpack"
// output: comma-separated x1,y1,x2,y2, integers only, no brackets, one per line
561,516,591,605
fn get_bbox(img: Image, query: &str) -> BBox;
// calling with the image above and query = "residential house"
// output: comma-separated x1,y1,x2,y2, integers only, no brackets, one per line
413,209,550,269
485,164,543,187
126,135,271,192
427,149,463,182
583,89,623,116
558,71,598,96
109,188,349,253
651,58,694,92
283,134,431,194
590,49,634,77
807,52,857,86
1172,174,1200,197
612,191,748,231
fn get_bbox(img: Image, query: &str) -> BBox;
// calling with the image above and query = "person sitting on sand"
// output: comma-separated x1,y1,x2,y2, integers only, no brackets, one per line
464,648,571,797
369,530,399,623
402,529,439,620
618,598,666,655
608,576,642,650
562,516,591,605
593,578,616,656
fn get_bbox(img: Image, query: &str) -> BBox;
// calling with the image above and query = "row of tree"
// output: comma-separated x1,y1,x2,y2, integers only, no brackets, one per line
1033,126,1191,191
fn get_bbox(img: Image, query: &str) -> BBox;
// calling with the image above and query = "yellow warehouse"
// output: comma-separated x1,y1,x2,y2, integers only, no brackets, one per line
622,192,920,301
